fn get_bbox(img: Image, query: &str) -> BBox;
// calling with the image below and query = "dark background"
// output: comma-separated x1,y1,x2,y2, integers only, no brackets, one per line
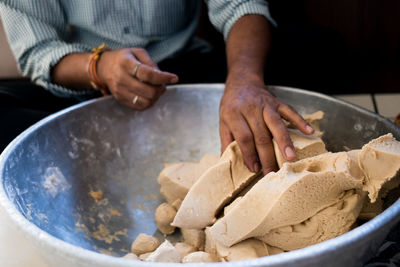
197,0,400,95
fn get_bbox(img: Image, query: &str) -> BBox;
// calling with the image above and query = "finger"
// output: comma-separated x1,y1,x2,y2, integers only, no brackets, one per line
121,90,152,111
263,108,296,161
224,112,259,173
130,48,159,69
119,71,164,100
136,63,178,85
244,109,278,174
219,121,234,155
278,103,314,135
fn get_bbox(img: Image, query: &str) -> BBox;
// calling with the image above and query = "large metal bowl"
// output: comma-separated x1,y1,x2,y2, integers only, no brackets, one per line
0,84,399,267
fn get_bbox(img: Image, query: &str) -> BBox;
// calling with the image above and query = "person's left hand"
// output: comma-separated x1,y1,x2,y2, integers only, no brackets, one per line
219,75,314,175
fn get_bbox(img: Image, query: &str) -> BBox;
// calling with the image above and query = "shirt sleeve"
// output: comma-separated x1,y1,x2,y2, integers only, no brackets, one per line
205,0,277,40
0,1,96,99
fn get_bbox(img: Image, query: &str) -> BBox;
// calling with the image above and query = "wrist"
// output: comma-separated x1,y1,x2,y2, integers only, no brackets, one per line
88,43,110,95
226,66,265,87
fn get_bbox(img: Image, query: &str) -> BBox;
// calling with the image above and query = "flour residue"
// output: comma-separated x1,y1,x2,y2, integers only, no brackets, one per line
42,167,71,197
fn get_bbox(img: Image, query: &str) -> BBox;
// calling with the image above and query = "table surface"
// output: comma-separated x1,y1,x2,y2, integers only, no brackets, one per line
0,93,399,267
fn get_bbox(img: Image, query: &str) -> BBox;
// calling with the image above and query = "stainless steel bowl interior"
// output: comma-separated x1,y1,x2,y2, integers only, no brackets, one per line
0,84,399,267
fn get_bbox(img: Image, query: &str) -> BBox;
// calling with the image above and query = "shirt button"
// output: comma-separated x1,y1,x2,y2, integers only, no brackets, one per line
123,27,130,34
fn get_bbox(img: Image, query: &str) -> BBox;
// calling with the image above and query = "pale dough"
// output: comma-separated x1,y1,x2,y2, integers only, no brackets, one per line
155,202,176,235
274,111,327,168
181,228,205,251
172,141,258,229
157,154,219,204
182,251,216,263
259,189,365,250
205,227,269,262
122,253,138,261
359,134,400,202
273,128,327,168
209,151,364,247
209,134,400,248
174,242,196,258
145,240,181,263
130,233,160,255
145,128,400,263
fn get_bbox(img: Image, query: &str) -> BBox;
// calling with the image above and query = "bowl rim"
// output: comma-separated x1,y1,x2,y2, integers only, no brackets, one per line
0,84,399,266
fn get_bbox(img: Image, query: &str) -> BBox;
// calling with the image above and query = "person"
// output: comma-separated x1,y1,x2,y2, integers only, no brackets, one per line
0,0,315,174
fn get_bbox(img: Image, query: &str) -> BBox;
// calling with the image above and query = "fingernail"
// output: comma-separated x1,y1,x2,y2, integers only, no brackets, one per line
285,147,296,159
253,162,261,173
306,125,314,134
171,76,178,83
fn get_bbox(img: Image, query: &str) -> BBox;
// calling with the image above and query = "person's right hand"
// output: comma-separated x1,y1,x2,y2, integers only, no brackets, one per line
97,48,178,110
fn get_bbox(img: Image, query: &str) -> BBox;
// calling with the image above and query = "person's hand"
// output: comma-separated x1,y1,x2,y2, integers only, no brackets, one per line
97,48,178,110
219,75,314,174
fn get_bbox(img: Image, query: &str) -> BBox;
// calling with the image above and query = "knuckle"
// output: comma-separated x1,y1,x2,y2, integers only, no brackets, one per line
142,70,152,81
113,91,122,101
268,112,283,124
220,105,236,117
255,135,272,146
135,47,146,54
148,90,157,99
237,133,253,144
277,133,292,145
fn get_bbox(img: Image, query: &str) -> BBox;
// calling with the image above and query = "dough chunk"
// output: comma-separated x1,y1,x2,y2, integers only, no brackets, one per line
174,242,196,258
266,245,285,255
359,133,400,202
303,110,324,133
155,203,176,235
182,251,215,263
224,197,243,216
171,198,182,210
145,240,181,263
181,228,205,251
209,152,364,247
122,253,138,260
205,227,269,262
139,252,152,261
173,142,258,229
259,189,365,250
158,154,219,204
217,239,269,262
274,128,327,168
131,233,160,255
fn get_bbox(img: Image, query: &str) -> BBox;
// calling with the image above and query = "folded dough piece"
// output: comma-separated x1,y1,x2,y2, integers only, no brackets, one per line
205,227,269,262
209,152,364,247
145,240,181,263
303,110,324,133
275,111,327,168
172,142,258,229
157,154,219,204
210,134,400,247
274,128,327,168
181,228,205,251
359,133,400,202
259,189,365,251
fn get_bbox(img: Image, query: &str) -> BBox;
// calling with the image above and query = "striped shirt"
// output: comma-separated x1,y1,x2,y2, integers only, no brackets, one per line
0,0,274,98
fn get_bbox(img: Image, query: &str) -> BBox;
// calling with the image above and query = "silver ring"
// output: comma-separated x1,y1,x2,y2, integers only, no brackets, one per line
133,62,142,78
132,95,139,105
